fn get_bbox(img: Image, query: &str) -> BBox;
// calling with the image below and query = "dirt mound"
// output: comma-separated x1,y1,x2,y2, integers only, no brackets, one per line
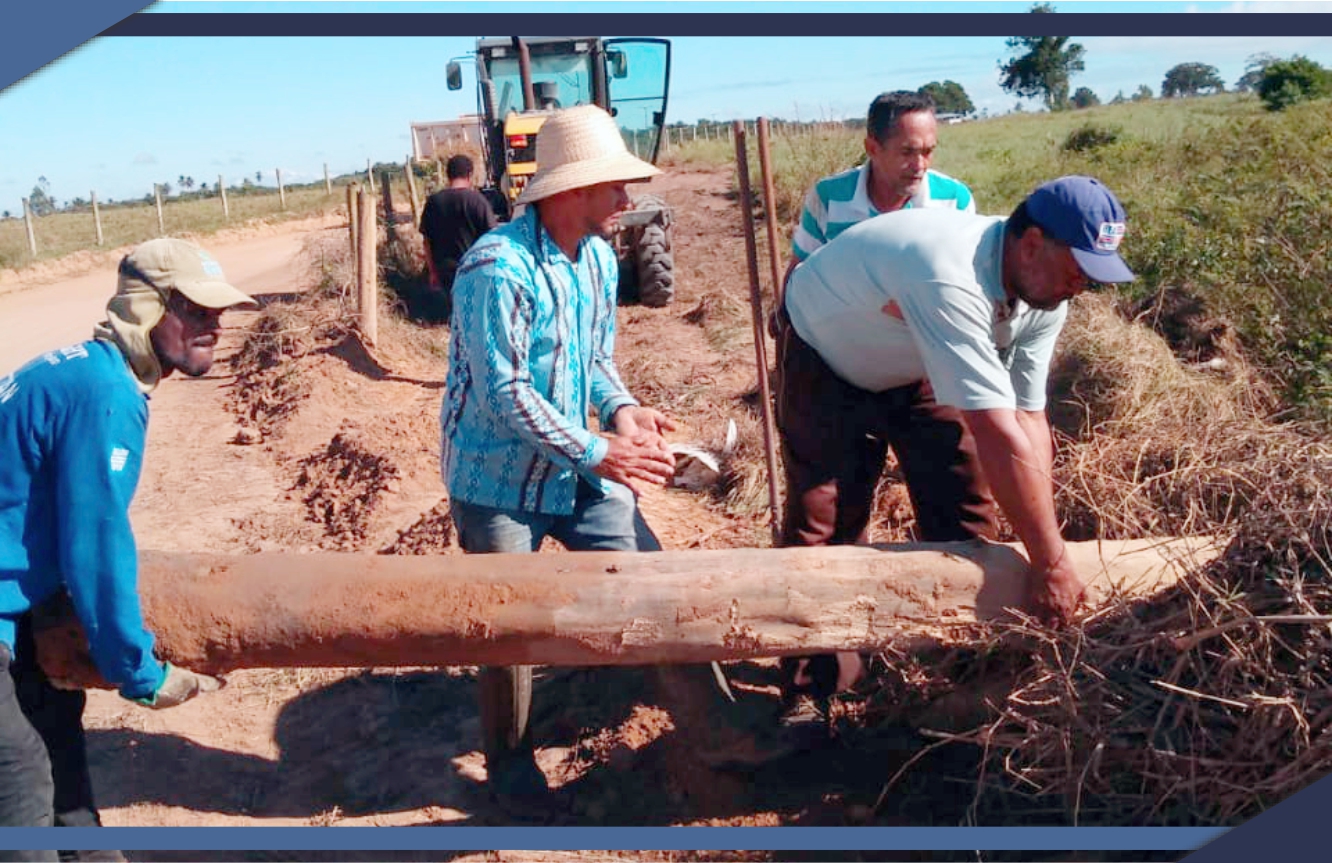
293,424,402,548
380,498,458,555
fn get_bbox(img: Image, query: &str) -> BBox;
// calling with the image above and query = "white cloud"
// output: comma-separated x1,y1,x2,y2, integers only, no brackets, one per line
1199,1,1332,11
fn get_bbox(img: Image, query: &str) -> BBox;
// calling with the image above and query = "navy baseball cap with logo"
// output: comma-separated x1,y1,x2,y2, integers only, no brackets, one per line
1026,175,1135,283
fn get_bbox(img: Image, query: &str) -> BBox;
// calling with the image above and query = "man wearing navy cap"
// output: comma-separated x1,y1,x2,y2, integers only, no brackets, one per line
773,176,1134,718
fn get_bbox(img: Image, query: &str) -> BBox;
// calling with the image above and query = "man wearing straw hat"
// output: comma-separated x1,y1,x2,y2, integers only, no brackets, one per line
1,238,246,857
441,104,677,816
772,176,1136,739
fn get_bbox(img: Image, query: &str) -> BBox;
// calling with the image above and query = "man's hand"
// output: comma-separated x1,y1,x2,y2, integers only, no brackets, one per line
594,433,676,496
612,405,677,445
136,662,225,709
1028,547,1085,627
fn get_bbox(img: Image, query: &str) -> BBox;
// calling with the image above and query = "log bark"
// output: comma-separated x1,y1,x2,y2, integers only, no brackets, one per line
35,537,1217,686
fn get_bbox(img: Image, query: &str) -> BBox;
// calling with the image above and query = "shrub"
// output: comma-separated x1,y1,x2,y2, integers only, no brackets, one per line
1258,56,1332,110
1062,123,1120,152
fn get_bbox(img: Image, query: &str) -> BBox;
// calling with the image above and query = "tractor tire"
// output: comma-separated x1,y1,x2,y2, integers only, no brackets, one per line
634,222,675,307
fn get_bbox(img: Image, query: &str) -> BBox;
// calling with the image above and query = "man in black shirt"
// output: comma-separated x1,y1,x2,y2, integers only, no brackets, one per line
418,154,498,322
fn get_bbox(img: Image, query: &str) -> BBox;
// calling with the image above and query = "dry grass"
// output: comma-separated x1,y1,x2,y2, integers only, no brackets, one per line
852,295,1332,826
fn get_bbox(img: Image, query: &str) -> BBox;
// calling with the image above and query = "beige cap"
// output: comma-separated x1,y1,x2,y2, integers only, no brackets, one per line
514,104,660,206
117,238,258,310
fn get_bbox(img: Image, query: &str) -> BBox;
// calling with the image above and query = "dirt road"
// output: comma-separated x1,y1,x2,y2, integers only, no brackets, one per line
0,217,335,375
1,170,943,846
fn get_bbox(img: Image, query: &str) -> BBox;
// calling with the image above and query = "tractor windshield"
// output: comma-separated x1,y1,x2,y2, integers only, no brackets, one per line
488,52,596,118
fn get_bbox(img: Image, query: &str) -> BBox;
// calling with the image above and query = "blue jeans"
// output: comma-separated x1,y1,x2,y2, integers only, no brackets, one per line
451,480,659,770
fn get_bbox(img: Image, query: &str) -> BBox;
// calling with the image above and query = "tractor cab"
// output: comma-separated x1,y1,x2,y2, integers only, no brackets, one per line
448,37,671,216
446,37,677,306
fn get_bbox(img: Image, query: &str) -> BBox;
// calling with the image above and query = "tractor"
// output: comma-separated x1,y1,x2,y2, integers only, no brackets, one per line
446,36,676,307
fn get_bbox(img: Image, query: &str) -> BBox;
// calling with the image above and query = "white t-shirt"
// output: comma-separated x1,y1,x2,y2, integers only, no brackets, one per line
784,208,1067,412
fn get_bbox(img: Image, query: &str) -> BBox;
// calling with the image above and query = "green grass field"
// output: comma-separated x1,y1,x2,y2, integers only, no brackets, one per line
668,93,1332,422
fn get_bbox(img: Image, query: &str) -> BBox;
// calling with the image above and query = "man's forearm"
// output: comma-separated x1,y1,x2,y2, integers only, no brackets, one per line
1015,409,1055,481
964,408,1065,568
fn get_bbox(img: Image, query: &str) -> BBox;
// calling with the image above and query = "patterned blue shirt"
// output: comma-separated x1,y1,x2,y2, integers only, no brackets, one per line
441,207,639,514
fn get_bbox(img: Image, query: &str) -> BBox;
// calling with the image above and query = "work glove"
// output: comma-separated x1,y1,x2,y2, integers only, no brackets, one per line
134,662,225,709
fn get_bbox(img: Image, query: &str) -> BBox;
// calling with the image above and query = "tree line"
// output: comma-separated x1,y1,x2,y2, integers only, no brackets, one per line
1000,3,1332,111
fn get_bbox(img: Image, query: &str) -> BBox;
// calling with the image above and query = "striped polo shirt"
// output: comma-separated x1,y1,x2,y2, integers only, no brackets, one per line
791,163,975,261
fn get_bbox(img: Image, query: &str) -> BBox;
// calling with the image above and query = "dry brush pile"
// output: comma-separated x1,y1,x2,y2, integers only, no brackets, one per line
871,293,1332,826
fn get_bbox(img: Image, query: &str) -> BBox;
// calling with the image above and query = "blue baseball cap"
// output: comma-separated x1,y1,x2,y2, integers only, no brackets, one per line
1026,176,1135,284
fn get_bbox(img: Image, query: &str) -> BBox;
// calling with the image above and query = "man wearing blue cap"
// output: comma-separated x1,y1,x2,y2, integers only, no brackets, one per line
772,176,1134,719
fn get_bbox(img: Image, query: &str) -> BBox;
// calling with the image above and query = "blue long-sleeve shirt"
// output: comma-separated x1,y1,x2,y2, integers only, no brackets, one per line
441,207,638,514
0,339,165,699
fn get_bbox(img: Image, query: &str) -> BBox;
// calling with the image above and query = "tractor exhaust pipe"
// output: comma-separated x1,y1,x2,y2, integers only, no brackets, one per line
513,36,537,112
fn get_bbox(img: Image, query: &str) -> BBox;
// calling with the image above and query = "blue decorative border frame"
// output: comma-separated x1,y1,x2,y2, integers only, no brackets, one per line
4,4,1331,862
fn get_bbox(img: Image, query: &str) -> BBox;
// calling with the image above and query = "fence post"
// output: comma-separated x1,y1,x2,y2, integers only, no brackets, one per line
404,156,421,228
276,168,286,210
379,170,395,241
356,185,378,347
347,183,359,261
218,174,229,220
91,190,104,246
366,159,376,194
324,163,332,196
22,198,36,256
154,184,165,235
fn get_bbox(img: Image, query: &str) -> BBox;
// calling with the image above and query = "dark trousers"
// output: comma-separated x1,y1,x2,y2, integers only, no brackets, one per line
774,312,999,695
1,615,99,862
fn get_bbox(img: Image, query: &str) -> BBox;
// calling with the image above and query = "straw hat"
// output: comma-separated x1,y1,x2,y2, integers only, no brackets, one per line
514,104,660,206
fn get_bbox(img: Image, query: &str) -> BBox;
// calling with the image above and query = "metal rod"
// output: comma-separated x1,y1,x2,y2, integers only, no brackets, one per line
732,120,784,545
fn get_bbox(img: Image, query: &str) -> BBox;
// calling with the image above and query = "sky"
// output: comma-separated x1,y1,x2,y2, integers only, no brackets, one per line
2,1,1332,208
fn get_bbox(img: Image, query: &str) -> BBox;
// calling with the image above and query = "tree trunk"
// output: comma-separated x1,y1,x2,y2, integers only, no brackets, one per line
35,537,1216,687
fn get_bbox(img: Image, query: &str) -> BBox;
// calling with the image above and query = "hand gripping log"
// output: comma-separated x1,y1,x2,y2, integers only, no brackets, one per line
35,537,1219,687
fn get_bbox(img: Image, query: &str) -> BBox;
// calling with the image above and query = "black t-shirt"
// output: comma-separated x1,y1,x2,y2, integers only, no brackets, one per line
419,187,498,278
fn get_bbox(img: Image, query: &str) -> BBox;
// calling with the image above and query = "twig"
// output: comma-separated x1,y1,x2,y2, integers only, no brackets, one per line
1151,679,1251,709
1171,614,1332,652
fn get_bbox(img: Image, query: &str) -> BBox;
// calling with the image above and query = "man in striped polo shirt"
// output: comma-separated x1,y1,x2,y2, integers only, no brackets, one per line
789,90,974,269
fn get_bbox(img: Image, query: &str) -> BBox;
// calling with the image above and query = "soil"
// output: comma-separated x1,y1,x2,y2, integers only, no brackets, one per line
4,168,999,860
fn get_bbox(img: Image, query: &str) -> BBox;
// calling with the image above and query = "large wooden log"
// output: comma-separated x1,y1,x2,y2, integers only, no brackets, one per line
36,537,1217,685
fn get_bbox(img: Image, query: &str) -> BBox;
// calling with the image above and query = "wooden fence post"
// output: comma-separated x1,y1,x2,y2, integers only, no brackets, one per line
276,168,286,210
218,175,229,220
91,190,103,246
22,198,36,256
356,186,378,347
154,185,165,236
404,156,420,228
324,163,332,196
347,183,359,262
366,159,376,194
346,182,362,261
379,170,395,241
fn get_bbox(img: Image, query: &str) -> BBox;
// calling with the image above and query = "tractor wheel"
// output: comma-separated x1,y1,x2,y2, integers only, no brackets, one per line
634,221,675,307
